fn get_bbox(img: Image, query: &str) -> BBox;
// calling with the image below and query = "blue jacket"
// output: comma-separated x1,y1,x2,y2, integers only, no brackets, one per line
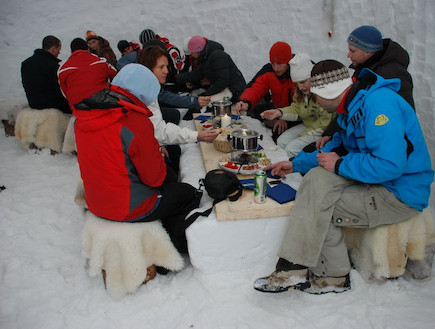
293,69,433,211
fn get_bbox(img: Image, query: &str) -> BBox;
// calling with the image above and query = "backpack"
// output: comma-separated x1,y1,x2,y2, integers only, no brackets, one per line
203,169,243,202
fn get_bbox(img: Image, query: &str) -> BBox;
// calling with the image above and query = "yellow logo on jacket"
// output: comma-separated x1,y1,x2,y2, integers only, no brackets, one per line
375,114,389,126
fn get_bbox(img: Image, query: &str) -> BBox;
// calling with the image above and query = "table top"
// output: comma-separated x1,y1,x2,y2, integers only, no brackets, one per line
193,113,294,221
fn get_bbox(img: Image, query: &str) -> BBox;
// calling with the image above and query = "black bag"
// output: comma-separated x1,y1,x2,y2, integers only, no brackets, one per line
203,169,243,202
184,169,243,225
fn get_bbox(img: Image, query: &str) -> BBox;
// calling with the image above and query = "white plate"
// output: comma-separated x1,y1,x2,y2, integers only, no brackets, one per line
218,161,241,173
239,163,263,175
201,123,217,130
218,160,270,175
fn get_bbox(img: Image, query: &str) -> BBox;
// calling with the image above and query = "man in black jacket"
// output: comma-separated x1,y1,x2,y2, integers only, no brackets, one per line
304,25,415,153
21,35,71,114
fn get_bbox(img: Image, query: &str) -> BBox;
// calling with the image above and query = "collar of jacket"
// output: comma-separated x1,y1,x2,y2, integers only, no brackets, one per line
110,85,153,117
34,48,61,63
75,85,153,118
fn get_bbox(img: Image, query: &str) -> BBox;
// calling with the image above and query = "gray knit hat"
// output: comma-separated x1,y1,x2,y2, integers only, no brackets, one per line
347,25,383,53
139,29,157,45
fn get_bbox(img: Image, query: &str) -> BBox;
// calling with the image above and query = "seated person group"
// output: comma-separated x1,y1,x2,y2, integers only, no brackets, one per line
20,25,433,295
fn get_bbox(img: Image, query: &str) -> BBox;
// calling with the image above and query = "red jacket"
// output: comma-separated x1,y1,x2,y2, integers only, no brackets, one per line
74,85,166,221
58,50,117,111
240,63,295,110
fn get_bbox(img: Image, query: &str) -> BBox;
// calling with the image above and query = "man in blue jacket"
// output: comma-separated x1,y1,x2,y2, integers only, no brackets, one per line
254,60,433,295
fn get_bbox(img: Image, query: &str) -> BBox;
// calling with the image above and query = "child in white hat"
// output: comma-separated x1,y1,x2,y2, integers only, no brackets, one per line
262,53,336,158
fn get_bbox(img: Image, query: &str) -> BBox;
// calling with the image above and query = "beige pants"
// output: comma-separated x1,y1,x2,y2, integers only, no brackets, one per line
279,167,419,277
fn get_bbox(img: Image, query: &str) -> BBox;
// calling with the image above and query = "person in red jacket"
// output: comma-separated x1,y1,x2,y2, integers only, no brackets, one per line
74,63,199,253
58,38,117,112
235,41,296,141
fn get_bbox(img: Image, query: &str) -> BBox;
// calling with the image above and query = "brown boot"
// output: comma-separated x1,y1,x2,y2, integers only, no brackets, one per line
254,261,309,293
300,273,351,294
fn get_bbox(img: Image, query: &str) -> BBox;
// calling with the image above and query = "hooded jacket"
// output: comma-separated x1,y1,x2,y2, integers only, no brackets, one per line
239,63,295,111
293,70,433,211
58,50,117,111
74,64,166,221
176,40,246,97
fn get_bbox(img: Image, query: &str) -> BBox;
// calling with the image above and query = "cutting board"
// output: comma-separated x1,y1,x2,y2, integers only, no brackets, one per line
193,114,293,221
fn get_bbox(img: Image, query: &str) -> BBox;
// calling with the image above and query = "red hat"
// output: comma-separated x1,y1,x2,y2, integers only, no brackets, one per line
269,42,292,64
188,35,206,53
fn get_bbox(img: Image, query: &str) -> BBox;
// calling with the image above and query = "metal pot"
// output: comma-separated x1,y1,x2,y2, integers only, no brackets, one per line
211,100,232,117
230,129,263,152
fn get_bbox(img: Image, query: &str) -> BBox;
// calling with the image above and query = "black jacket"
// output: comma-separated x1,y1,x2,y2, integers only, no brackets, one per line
350,38,414,109
176,40,246,101
323,39,415,137
21,49,71,113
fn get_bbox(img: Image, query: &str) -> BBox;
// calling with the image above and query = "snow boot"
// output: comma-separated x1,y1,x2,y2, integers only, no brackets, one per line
298,273,351,294
253,267,309,293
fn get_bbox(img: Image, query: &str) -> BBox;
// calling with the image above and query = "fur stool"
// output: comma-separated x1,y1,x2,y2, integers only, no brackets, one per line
81,211,184,299
62,116,76,154
14,108,69,153
344,208,435,281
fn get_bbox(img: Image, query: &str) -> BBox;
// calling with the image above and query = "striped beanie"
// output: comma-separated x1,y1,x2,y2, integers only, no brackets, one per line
139,29,157,45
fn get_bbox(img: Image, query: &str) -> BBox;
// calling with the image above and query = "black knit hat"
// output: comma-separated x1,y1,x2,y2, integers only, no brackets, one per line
117,40,130,53
139,29,156,45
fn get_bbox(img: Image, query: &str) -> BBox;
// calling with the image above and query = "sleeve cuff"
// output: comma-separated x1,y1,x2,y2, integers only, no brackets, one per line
334,158,343,175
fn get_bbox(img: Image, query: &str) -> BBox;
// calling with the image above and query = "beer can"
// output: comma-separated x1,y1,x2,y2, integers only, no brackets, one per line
254,169,267,203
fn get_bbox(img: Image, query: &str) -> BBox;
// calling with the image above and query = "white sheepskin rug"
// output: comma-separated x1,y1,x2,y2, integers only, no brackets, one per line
62,116,76,154
14,108,68,153
344,208,435,281
81,212,185,299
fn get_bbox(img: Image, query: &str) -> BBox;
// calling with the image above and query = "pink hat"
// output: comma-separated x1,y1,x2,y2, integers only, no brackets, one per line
188,35,206,53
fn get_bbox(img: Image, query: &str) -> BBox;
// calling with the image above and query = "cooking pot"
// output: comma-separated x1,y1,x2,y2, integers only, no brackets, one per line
230,129,263,152
211,100,232,117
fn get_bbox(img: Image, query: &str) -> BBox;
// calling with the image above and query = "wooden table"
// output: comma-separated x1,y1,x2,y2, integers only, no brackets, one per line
193,114,294,221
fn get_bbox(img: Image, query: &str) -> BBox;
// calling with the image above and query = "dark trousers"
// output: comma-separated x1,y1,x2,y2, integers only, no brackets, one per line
137,181,199,253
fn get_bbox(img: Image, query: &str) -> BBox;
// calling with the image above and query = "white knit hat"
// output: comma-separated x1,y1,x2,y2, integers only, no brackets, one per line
310,60,353,100
290,53,314,82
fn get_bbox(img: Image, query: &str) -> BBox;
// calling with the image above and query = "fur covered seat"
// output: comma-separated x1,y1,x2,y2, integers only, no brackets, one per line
62,116,76,154
344,208,435,281
14,108,69,153
81,211,184,299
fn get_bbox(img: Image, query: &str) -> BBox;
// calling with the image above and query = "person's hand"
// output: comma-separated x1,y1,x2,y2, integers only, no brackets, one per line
317,151,340,172
273,120,288,135
198,96,211,107
316,136,331,149
264,161,293,177
200,78,211,86
235,101,249,114
159,145,169,158
261,109,281,120
197,129,219,142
